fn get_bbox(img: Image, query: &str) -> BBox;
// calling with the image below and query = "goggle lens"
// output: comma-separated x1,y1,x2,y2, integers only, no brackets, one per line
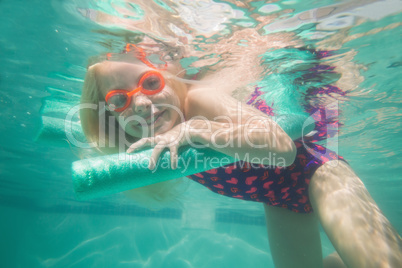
106,93,128,111
142,74,162,91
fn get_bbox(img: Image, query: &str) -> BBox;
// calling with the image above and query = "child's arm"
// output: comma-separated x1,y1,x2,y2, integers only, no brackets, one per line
185,89,296,165
128,89,296,169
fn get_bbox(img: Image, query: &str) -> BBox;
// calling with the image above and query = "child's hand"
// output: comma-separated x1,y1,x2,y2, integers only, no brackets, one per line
126,123,190,170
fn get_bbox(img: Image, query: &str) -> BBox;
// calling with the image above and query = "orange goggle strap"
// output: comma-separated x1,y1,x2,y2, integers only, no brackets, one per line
105,43,168,71
124,43,168,70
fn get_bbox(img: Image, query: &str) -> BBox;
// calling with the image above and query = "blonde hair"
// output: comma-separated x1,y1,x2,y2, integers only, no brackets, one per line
80,61,189,208
80,64,118,155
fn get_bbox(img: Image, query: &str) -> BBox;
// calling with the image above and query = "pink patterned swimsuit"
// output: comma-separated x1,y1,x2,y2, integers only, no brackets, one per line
187,140,343,213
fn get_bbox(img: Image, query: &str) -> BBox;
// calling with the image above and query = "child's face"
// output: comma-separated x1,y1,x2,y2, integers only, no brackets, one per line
96,61,182,138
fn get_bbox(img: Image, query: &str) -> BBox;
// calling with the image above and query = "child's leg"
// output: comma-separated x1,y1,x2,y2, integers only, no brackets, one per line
264,204,324,268
309,160,402,268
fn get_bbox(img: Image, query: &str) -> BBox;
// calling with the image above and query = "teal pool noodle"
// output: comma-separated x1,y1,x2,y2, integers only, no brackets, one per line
36,109,313,200
72,114,314,200
73,147,236,200
35,97,313,199
36,116,87,147
274,113,314,141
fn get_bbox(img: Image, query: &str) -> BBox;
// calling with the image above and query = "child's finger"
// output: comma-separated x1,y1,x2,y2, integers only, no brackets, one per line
148,142,166,170
127,138,152,153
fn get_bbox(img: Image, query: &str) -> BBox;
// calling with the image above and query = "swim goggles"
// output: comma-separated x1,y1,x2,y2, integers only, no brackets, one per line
105,70,165,112
105,43,167,112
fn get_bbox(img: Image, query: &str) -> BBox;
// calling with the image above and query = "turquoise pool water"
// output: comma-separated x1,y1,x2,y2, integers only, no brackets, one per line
0,0,401,267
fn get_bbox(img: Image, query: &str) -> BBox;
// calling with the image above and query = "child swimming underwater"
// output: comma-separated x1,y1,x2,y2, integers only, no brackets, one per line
80,44,402,268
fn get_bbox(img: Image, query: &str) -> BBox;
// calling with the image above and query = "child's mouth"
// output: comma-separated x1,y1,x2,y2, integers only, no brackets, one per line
133,110,166,128
146,110,165,125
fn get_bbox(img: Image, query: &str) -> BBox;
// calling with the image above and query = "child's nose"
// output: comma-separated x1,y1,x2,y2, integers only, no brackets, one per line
132,95,152,114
